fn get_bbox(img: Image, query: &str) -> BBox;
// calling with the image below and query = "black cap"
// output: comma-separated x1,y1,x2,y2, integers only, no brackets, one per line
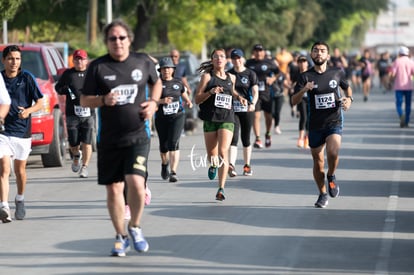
298,55,308,62
253,44,264,51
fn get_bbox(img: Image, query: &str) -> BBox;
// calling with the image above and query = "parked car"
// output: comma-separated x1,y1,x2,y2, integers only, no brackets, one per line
0,43,67,167
150,51,200,132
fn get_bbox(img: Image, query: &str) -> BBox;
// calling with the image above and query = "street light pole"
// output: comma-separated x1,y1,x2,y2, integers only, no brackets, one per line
2,20,7,44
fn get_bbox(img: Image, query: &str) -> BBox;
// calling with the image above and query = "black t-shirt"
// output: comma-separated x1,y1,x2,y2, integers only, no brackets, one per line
294,67,349,130
156,78,186,118
1,70,43,138
82,52,159,148
56,68,94,117
245,58,279,93
227,67,258,103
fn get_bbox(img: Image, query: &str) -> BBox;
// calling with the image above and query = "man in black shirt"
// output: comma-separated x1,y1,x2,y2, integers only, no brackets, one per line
81,19,162,257
55,49,93,178
245,44,279,148
293,41,353,208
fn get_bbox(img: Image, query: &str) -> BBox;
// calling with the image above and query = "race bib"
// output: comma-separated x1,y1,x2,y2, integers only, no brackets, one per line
233,100,248,112
315,93,336,109
110,84,138,105
162,101,180,115
214,94,232,110
258,80,265,91
74,105,91,117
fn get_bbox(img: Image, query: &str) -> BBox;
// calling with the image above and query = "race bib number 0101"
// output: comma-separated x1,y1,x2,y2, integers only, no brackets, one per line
214,94,232,110
315,93,336,109
111,84,138,105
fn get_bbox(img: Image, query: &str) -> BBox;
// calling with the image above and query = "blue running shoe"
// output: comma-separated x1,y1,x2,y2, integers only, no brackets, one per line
128,226,149,253
111,234,130,257
327,175,340,198
208,166,217,180
314,193,328,208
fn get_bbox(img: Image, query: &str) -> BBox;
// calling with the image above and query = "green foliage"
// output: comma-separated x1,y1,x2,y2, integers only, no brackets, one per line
0,0,23,21
328,11,374,50
2,0,391,57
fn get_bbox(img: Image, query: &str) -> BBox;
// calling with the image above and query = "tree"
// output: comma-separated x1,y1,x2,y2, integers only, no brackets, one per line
0,0,23,21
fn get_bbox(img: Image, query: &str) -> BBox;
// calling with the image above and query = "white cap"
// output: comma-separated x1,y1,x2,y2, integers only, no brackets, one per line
399,46,409,56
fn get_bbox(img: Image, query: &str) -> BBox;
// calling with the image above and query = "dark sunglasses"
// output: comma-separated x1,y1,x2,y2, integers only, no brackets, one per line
108,36,127,42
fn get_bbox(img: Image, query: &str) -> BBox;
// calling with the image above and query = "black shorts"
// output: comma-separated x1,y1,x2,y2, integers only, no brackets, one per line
255,92,272,113
97,139,150,185
66,115,94,146
308,126,342,148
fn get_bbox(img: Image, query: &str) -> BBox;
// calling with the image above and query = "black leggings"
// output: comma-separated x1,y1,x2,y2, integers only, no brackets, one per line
297,98,309,131
272,96,284,127
231,111,254,147
155,112,185,153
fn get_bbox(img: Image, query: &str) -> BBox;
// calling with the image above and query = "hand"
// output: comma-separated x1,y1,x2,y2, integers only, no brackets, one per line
186,101,193,108
163,97,173,104
238,96,248,106
248,104,255,112
140,100,158,120
305,81,315,91
17,107,29,119
340,97,352,111
104,92,119,106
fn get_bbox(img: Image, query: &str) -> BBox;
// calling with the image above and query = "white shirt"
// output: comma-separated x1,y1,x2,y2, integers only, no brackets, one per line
0,76,11,105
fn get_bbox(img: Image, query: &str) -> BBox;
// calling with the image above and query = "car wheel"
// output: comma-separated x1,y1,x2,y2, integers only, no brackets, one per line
41,108,67,167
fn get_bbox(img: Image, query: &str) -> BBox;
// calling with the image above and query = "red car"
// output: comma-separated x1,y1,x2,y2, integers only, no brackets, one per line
0,43,67,167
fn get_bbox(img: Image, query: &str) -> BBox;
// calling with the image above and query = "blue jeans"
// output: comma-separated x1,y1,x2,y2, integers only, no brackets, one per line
395,90,412,124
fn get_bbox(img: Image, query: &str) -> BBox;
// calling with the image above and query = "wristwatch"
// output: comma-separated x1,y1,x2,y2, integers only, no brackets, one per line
347,96,354,102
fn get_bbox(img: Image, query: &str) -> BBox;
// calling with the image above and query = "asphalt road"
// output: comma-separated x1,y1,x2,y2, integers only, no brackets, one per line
1,87,413,275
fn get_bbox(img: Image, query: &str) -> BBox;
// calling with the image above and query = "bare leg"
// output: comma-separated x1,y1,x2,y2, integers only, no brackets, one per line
106,182,127,235
311,145,326,194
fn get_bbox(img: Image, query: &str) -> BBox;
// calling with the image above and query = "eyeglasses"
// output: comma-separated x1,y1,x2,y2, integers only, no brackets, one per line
108,36,127,42
171,55,179,58
212,54,226,59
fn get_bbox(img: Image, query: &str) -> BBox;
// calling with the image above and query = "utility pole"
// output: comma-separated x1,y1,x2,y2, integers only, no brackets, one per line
106,0,112,24
2,20,7,44
89,0,98,44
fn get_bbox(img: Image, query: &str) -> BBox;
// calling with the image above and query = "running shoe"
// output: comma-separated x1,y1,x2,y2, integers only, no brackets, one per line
228,164,237,177
111,234,130,257
14,199,26,220
274,126,282,135
297,138,304,148
71,152,82,173
216,188,225,201
79,165,88,178
400,114,406,128
314,193,328,208
328,176,340,198
208,165,217,180
0,207,12,223
161,163,169,180
124,205,131,220
169,172,178,182
243,164,253,176
265,133,271,148
145,185,152,206
253,139,263,149
128,226,149,253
